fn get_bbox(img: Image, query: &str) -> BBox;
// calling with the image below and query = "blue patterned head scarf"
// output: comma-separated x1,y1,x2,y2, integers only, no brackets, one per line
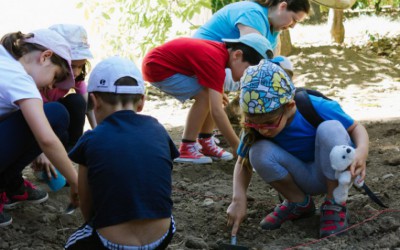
240,59,295,114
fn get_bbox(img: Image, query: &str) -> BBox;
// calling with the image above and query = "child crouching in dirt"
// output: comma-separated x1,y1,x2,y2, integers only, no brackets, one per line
142,33,273,164
226,59,369,238
65,56,179,249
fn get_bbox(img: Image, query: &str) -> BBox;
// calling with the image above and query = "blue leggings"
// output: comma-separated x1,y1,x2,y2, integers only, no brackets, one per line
0,102,69,191
249,120,352,195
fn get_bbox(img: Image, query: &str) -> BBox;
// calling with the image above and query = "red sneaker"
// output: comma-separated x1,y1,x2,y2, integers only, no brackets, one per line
0,192,12,227
5,179,48,209
260,195,316,230
197,137,233,161
174,142,212,164
319,199,349,238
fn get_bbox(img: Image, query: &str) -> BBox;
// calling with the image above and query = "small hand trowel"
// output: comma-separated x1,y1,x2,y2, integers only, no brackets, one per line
219,236,248,250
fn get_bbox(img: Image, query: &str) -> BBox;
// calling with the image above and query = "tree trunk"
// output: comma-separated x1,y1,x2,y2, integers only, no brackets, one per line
328,8,345,43
309,2,322,22
278,30,292,56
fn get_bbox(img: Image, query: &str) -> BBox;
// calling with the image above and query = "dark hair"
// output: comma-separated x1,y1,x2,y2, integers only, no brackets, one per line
75,61,91,82
255,0,311,14
88,77,144,110
225,42,269,65
1,31,71,84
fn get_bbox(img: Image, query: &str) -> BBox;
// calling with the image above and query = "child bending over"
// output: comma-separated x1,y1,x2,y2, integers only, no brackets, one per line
227,59,369,238
142,33,273,164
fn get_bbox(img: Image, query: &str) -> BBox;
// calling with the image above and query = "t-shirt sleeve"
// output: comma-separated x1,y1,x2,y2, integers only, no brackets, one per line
234,10,268,37
74,81,87,95
7,76,42,104
316,98,354,129
169,137,180,160
237,131,251,158
68,130,93,166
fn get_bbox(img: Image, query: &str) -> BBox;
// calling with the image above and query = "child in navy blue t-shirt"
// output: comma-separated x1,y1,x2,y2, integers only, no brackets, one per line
65,56,179,249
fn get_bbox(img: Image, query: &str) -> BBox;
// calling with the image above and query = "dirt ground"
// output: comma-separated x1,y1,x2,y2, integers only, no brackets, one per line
1,13,400,250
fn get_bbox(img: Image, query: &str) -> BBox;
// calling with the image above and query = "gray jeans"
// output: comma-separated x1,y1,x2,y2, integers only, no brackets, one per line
249,120,352,195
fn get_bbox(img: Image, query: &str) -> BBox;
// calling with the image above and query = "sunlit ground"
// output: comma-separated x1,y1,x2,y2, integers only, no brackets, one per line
1,1,399,127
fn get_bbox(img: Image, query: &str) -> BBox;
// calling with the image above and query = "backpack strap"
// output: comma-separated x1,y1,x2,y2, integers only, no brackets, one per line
294,88,325,128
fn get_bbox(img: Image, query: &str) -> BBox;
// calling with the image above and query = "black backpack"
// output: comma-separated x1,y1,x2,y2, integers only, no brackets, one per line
293,88,388,208
294,87,332,128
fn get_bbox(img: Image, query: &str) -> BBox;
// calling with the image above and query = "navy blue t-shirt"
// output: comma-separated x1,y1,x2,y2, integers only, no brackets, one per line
69,110,179,229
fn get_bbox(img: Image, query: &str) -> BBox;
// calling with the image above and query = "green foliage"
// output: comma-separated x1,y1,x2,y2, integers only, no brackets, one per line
352,0,400,10
210,0,241,13
77,0,210,59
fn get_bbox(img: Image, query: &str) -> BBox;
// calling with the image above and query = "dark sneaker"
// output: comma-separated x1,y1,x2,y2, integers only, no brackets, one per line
174,142,212,164
4,180,48,210
0,192,12,227
260,195,316,230
319,199,349,238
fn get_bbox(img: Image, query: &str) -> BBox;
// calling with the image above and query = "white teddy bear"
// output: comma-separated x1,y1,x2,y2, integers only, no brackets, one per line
330,145,364,204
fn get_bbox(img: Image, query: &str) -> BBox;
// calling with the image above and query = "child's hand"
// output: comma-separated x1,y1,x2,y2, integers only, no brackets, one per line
32,153,57,179
69,187,80,208
222,93,229,107
227,198,247,236
350,148,367,181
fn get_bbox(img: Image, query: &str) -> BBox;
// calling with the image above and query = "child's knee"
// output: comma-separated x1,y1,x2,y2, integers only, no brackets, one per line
44,102,69,131
249,140,276,171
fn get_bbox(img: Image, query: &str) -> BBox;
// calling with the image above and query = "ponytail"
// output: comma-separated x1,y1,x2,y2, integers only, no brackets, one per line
0,32,37,59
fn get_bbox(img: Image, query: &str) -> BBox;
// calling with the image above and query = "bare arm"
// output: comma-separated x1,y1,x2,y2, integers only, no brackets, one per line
227,156,253,236
347,121,369,180
78,165,93,221
18,99,78,202
209,89,239,153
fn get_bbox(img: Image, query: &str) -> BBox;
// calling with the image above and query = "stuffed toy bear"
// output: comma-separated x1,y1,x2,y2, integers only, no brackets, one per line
330,145,364,204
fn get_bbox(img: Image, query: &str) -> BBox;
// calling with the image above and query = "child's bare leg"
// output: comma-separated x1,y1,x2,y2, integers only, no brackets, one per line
183,89,210,140
270,175,305,203
199,112,214,134
325,179,339,200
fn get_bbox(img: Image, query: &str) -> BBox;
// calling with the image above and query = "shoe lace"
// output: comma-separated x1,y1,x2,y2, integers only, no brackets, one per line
187,143,204,157
204,136,224,155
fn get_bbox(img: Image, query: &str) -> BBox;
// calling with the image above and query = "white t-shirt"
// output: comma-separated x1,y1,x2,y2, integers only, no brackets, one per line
0,45,42,119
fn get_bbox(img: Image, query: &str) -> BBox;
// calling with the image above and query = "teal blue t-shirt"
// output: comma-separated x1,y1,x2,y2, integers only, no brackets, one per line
237,95,354,162
193,1,279,49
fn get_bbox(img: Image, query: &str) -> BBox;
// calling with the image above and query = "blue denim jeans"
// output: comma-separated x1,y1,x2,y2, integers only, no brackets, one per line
0,102,69,191
150,74,204,103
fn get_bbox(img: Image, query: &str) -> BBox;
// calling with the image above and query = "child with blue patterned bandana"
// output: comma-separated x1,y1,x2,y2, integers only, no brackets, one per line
226,59,369,238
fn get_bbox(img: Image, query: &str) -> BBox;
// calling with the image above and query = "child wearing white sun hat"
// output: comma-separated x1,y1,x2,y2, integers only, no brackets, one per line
32,24,96,182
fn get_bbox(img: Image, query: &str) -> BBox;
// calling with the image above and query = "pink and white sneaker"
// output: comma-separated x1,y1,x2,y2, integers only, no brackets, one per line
174,142,212,164
197,137,233,161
